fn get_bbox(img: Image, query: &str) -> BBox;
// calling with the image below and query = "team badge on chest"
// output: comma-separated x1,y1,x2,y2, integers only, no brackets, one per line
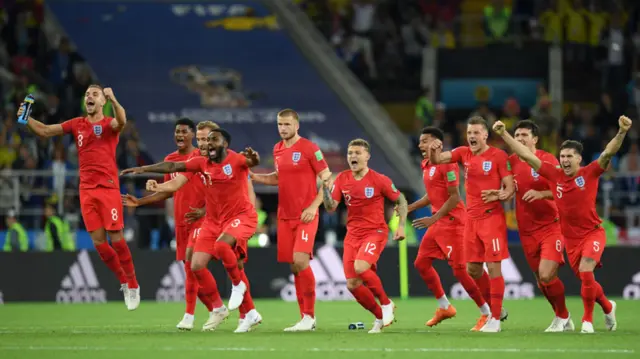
292,152,301,163
364,187,374,198
222,164,233,176
429,167,436,177
93,125,103,136
482,161,492,174
531,168,540,179
575,176,585,189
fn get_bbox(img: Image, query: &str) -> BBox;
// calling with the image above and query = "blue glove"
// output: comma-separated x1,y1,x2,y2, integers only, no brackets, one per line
17,94,35,125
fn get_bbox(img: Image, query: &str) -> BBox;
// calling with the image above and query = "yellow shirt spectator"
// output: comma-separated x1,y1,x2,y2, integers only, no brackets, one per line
564,6,588,43
430,30,456,49
587,11,608,46
540,9,563,43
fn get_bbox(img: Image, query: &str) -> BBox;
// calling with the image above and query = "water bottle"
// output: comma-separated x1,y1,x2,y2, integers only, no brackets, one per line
348,322,365,330
17,94,35,125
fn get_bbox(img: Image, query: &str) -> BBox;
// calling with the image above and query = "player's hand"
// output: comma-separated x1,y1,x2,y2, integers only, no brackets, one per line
121,194,140,207
481,189,501,203
619,115,632,133
412,216,436,229
300,206,316,223
430,139,443,151
522,189,544,203
185,206,205,223
323,177,334,191
16,103,25,118
393,225,406,241
242,147,260,162
146,180,159,192
498,189,513,201
103,87,116,102
492,121,506,136
120,167,144,175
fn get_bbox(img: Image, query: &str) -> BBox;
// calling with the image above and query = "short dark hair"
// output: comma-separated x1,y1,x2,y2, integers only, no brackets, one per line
175,117,195,132
211,128,232,146
348,138,370,153
560,140,583,155
87,84,103,91
421,126,444,141
513,120,539,138
467,116,488,131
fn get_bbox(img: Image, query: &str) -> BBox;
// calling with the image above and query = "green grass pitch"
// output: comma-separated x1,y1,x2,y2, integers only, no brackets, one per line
0,298,637,359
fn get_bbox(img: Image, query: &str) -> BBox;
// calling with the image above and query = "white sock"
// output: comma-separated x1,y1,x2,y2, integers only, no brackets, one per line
436,295,450,309
480,303,491,315
183,313,194,322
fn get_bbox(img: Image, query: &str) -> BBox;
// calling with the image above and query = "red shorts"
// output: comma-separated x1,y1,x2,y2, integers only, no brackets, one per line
566,228,606,275
79,187,124,232
520,222,565,271
343,232,387,279
277,216,319,263
464,213,509,263
417,223,465,268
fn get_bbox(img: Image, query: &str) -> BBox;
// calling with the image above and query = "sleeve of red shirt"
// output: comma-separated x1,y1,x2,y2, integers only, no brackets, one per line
540,153,559,189
235,152,249,170
497,150,512,179
444,163,460,187
449,146,468,163
60,117,76,134
379,174,401,202
185,156,205,172
584,160,606,179
537,161,560,182
330,173,343,203
306,142,328,175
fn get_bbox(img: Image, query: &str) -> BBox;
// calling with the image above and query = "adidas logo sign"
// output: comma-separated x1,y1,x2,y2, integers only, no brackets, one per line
56,250,106,303
156,261,185,302
449,257,534,300
623,272,640,299
279,245,352,301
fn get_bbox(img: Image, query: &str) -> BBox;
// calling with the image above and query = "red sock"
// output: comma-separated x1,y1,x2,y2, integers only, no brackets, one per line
453,267,486,308
240,269,255,312
542,278,569,319
489,276,505,320
239,305,247,319
349,285,382,319
293,273,304,318
95,242,127,284
474,271,492,308
111,240,139,288
360,269,391,306
184,261,198,315
192,268,223,309
594,281,613,314
538,281,555,311
580,272,596,323
197,289,216,311
298,266,316,318
415,257,445,299
213,242,242,285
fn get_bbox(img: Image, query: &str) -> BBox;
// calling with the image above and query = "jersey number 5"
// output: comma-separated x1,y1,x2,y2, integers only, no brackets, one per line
555,184,563,199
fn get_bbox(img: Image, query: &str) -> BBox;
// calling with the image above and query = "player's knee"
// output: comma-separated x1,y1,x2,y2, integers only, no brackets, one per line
453,266,467,279
486,262,502,278
107,230,123,242
538,269,556,283
466,263,483,279
354,260,370,275
190,260,205,272
347,278,362,291
413,257,432,272
578,258,596,273
292,253,310,272
237,260,244,270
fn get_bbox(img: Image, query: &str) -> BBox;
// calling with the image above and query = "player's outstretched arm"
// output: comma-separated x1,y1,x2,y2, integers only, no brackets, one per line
122,192,172,207
241,147,260,168
428,140,453,164
493,121,542,171
25,117,64,138
250,172,278,186
598,115,632,170
104,88,127,132
147,175,189,193
407,194,430,213
121,161,188,175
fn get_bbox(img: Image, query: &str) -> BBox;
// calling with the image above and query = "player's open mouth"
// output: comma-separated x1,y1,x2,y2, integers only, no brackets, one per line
176,139,185,146
350,160,358,165
86,100,95,106
209,149,217,157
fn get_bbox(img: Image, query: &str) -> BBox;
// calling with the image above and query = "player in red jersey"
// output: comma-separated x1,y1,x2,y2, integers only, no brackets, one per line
122,119,219,330
122,128,261,332
19,85,140,310
493,116,628,333
429,116,513,332
409,127,491,330
321,139,406,333
250,109,332,332
483,120,573,332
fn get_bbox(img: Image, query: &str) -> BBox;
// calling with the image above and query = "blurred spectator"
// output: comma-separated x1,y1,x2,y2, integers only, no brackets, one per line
42,200,74,251
484,0,512,44
470,103,497,125
401,12,429,74
499,97,521,130
600,13,630,106
3,209,27,252
349,0,377,78
539,0,562,44
414,87,434,129
430,19,455,49
565,0,588,63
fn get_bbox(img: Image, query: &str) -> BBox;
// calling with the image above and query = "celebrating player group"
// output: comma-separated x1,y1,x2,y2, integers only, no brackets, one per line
16,84,628,334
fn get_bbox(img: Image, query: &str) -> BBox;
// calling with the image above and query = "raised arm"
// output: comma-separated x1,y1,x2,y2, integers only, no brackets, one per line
250,172,278,186
26,117,64,138
407,194,430,213
598,115,632,170
428,141,453,164
149,174,189,193
241,147,260,168
122,191,172,208
120,161,188,175
104,88,127,132
493,121,542,171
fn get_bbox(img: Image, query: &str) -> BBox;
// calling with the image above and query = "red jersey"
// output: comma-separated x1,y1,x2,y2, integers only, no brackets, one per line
537,160,604,239
450,146,511,219
164,149,206,227
185,150,253,225
331,169,400,238
273,137,328,219
421,159,466,226
509,151,560,234
61,116,119,190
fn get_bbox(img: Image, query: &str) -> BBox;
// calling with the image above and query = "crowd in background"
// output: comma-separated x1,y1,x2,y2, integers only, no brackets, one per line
2,0,640,249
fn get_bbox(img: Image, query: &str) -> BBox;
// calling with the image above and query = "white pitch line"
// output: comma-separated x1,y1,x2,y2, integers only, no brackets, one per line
0,346,635,354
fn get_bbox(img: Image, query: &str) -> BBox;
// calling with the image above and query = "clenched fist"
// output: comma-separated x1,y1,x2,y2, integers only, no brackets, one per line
492,120,506,136
146,180,159,192
619,115,632,133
